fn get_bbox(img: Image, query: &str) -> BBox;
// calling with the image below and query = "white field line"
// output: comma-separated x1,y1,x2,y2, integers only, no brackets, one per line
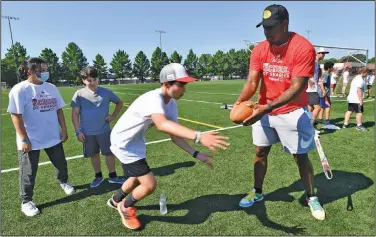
114,92,224,105
1,124,243,174
111,87,240,96
2,98,374,116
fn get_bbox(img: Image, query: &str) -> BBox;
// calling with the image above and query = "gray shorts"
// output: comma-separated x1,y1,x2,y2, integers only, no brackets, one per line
307,92,320,106
83,131,112,158
252,108,316,154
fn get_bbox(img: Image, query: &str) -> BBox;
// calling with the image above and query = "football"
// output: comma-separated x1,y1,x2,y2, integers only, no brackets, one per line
230,101,254,124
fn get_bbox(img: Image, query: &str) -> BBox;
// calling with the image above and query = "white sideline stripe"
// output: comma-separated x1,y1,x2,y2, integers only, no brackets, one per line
111,87,240,96
114,91,224,105
1,124,243,174
331,98,375,103
2,98,374,116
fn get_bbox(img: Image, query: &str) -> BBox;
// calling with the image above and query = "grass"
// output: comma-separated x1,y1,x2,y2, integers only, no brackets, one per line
1,80,375,236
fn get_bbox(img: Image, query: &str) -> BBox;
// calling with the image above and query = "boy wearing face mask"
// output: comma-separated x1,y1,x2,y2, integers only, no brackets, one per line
7,57,75,217
71,66,125,188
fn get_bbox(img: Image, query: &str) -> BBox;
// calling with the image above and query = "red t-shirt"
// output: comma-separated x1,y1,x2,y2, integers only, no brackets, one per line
249,32,316,115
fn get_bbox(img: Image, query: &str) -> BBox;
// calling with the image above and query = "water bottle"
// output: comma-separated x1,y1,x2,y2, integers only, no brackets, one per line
159,193,167,215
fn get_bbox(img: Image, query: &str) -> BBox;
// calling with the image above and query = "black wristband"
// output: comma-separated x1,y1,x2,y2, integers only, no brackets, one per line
192,151,199,158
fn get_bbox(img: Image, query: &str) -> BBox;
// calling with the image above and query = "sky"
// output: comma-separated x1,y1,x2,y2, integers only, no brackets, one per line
1,1,375,65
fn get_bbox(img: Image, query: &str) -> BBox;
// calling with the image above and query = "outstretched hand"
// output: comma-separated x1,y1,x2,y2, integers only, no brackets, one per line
196,152,214,169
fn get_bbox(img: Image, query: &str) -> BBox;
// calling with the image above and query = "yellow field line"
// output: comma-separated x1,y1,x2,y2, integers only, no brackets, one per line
123,104,223,129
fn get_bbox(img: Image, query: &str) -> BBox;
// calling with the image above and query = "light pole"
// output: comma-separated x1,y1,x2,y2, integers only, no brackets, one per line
2,15,20,83
306,29,311,40
155,30,166,51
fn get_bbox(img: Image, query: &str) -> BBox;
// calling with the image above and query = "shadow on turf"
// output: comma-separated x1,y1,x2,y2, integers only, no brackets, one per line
136,170,373,235
37,161,196,210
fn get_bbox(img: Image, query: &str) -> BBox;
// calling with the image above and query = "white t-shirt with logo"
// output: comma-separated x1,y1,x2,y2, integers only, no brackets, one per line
110,88,178,164
7,81,66,150
347,75,365,104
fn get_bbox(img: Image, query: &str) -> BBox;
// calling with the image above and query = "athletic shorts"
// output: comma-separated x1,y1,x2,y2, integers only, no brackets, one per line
252,107,316,154
83,131,112,158
307,92,320,106
122,159,151,177
319,96,331,109
348,103,364,113
330,84,336,89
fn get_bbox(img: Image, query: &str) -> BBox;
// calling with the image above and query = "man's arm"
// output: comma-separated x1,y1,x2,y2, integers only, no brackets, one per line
236,70,262,102
269,77,309,110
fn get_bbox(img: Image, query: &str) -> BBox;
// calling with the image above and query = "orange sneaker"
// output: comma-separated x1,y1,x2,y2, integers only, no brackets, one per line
117,201,141,230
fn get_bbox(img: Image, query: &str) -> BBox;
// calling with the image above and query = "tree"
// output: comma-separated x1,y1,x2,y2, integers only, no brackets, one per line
133,51,150,82
170,50,182,64
61,42,88,84
1,42,29,86
183,49,198,77
236,49,250,79
339,54,366,63
321,58,339,65
196,54,211,79
92,54,108,82
40,48,60,84
212,50,225,76
150,47,169,80
110,50,132,79
368,57,375,63
226,49,237,78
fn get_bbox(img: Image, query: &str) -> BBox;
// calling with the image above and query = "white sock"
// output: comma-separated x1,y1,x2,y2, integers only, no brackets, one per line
357,124,362,127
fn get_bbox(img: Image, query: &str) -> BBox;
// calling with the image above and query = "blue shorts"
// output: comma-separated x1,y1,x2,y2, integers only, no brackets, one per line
319,96,331,109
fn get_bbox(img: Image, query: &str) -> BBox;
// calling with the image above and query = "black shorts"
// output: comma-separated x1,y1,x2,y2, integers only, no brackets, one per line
122,159,151,177
83,131,112,158
307,92,320,106
367,85,372,89
348,103,364,113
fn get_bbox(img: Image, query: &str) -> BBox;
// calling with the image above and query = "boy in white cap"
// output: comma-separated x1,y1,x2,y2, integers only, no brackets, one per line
107,63,230,230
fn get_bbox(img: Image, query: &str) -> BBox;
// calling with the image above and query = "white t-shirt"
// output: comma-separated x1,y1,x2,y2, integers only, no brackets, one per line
347,75,365,104
343,71,350,83
7,81,66,150
331,72,338,84
110,88,178,164
367,75,375,85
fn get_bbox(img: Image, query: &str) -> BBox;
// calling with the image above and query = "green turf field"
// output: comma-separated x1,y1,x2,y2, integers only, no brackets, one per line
1,80,375,235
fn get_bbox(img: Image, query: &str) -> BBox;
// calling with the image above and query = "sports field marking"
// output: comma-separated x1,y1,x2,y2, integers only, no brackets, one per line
1,124,242,174
123,104,222,129
111,87,240,96
114,91,224,105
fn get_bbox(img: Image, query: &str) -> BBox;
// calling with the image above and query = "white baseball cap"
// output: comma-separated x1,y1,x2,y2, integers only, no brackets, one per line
317,47,329,54
159,63,197,83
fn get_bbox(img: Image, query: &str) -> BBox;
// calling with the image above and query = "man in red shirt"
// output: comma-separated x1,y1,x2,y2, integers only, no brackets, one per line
232,4,325,220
